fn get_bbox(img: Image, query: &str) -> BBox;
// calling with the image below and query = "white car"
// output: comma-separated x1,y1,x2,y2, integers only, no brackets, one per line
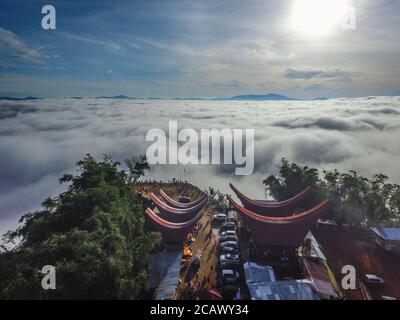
220,235,238,243
219,241,238,249
213,213,227,222
220,230,236,237
220,222,236,232
220,254,240,263
365,274,384,284
221,269,240,279
221,246,239,255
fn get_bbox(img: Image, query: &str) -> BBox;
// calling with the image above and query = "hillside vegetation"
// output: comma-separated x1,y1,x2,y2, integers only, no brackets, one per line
264,158,400,226
0,154,161,299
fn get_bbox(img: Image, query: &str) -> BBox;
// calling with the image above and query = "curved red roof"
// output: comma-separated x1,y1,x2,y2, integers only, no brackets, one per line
229,183,314,217
160,189,208,209
150,192,208,223
228,196,331,247
146,207,203,243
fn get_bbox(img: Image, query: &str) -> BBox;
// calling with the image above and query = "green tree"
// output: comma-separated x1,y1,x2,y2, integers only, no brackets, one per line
0,154,161,299
263,158,320,201
206,187,228,212
263,158,400,227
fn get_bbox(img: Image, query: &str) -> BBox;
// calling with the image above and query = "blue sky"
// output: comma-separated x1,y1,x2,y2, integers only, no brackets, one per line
1,0,400,98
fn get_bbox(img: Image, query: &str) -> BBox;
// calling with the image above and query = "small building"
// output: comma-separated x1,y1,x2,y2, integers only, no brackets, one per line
243,262,319,300
371,227,400,253
243,262,276,284
247,279,319,300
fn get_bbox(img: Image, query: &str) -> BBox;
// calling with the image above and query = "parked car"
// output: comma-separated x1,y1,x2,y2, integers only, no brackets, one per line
221,246,239,255
220,253,239,262
220,253,240,269
222,277,240,286
219,241,239,250
365,274,384,284
220,222,236,232
220,230,236,237
220,235,238,243
221,269,240,280
220,261,240,269
213,213,227,223
222,284,239,292
221,257,241,266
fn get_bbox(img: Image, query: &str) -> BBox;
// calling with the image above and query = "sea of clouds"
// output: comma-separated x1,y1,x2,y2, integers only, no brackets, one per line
1,96,400,236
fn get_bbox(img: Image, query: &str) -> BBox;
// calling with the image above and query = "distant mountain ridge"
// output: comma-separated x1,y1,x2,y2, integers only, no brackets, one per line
0,96,41,101
0,93,334,101
95,95,139,99
93,93,299,100
159,93,300,101
226,93,297,101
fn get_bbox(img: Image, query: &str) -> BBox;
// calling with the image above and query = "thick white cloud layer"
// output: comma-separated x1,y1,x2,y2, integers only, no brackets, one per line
0,96,399,235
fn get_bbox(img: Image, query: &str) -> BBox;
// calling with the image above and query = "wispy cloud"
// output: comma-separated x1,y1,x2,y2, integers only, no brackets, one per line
286,68,350,80
0,1,400,97
60,32,123,52
210,81,245,89
0,27,43,62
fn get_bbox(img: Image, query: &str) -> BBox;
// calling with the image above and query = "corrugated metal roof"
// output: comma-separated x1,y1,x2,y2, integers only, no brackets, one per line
247,280,319,300
243,262,276,284
243,262,319,300
148,251,181,300
371,227,400,241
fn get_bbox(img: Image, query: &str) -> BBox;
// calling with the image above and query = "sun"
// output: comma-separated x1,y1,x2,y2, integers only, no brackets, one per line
291,0,348,38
